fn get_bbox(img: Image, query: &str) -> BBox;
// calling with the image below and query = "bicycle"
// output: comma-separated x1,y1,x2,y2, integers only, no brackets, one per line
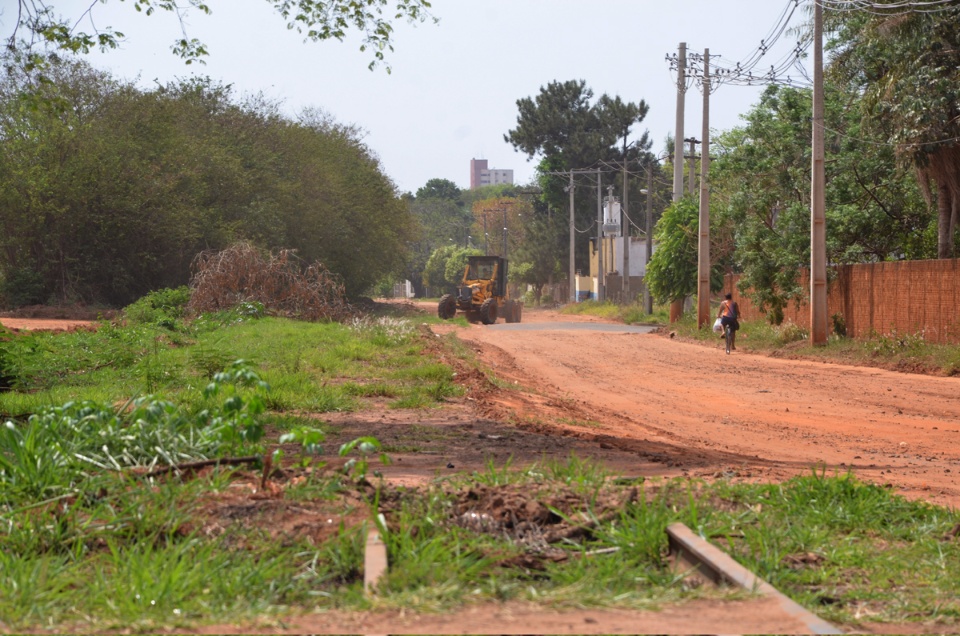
724,322,734,355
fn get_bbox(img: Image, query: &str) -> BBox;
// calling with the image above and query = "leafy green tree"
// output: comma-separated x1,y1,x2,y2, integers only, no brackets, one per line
422,244,480,294
0,54,414,306
645,197,723,305
416,178,463,204
422,245,456,292
443,247,483,288
404,179,472,296
6,0,435,71
708,84,929,323
826,4,960,257
504,79,652,270
508,213,563,306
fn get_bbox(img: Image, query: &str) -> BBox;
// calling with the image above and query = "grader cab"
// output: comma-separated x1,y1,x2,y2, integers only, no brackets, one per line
437,255,522,324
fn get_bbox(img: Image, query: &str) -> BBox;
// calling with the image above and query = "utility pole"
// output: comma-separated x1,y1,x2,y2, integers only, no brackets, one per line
606,184,616,298
685,137,699,195
597,168,604,302
569,171,576,303
696,49,711,329
502,206,508,259
622,160,630,302
483,214,487,254
670,42,687,322
644,165,654,314
673,42,686,203
810,2,827,344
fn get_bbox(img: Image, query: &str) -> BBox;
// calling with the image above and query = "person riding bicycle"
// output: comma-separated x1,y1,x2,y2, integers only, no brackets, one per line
717,293,740,351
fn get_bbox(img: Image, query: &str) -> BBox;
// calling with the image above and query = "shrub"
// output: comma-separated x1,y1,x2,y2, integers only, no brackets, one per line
0,268,46,308
772,321,808,345
124,286,191,325
187,242,353,322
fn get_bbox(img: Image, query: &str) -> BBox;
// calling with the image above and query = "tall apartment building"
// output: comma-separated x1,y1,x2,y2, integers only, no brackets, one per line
470,159,513,189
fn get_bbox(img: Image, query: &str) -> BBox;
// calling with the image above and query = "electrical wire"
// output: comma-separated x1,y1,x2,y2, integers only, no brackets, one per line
821,124,960,149
818,0,959,16
668,0,811,91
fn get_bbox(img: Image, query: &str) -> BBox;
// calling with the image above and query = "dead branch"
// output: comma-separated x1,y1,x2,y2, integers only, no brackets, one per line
138,456,261,478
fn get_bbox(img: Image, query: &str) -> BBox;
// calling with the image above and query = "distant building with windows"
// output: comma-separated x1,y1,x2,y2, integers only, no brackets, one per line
470,159,513,189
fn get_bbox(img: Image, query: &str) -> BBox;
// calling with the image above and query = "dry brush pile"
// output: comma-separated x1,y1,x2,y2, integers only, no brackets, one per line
187,243,354,322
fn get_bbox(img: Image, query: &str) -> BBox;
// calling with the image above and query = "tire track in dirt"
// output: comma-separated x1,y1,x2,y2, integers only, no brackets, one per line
450,310,960,506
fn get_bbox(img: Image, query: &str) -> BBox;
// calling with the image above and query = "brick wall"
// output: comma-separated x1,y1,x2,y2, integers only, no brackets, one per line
724,259,960,343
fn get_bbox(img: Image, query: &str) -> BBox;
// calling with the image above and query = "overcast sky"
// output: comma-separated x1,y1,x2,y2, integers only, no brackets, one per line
37,1,812,194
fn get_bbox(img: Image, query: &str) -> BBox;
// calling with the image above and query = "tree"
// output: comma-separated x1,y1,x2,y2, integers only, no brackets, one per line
508,213,562,306
403,178,473,296
0,53,415,306
827,4,960,258
416,178,462,204
645,197,723,305
5,0,435,71
504,79,652,270
707,84,929,323
422,244,480,294
505,80,650,176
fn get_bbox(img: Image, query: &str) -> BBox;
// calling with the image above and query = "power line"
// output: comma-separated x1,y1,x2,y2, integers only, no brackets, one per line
667,0,812,91
821,124,960,149
819,0,959,15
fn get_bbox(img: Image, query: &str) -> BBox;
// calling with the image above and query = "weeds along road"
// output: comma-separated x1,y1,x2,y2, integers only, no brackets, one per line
449,307,960,507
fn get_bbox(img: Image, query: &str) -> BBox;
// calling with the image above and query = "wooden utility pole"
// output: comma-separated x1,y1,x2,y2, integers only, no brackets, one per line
569,172,576,303
673,42,686,203
597,168,604,301
811,2,827,344
696,49,711,329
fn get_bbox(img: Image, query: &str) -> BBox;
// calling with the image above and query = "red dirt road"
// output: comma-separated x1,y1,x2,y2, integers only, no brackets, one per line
0,318,94,332
449,308,960,507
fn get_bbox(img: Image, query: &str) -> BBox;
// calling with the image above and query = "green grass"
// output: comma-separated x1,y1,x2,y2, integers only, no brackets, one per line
4,302,960,630
561,300,669,325
0,465,367,627
669,309,960,375
0,314,457,418
367,459,960,622
2,441,958,629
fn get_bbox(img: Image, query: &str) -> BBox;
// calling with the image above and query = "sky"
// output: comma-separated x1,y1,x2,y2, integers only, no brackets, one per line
34,0,813,194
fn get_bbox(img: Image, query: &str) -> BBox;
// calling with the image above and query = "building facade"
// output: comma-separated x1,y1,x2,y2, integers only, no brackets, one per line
470,159,513,189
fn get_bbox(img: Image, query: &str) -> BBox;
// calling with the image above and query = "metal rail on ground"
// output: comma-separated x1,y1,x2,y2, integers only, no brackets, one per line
360,515,843,634
667,522,843,635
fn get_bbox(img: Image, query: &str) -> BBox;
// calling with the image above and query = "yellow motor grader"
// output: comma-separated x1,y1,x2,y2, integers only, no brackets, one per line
437,255,522,324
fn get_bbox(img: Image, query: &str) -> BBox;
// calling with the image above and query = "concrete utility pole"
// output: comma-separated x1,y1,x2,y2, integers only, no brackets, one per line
686,137,699,195
644,165,654,314
810,3,827,344
569,172,576,303
502,206,508,259
673,42,686,203
669,41,687,323
696,49,711,329
622,160,630,302
483,214,488,254
597,168,604,302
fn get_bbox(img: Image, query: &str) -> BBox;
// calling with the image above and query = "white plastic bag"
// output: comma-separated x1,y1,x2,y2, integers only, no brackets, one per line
712,317,723,334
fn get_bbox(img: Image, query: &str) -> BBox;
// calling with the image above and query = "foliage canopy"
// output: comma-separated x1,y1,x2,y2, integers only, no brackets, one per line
5,0,435,71
0,55,414,306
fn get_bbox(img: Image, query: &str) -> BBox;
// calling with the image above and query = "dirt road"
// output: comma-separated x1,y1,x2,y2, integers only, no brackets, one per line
448,307,960,507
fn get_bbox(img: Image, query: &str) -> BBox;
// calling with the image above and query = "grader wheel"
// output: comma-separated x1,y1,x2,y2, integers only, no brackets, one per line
438,294,457,320
480,298,498,325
